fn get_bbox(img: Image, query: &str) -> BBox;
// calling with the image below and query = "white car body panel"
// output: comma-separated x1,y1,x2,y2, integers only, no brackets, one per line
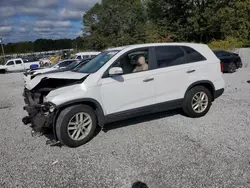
101,70,155,114
31,67,57,74
27,43,225,116
0,65,7,71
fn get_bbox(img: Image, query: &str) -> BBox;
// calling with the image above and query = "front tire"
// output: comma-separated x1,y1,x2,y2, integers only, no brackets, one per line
56,105,97,148
182,86,212,118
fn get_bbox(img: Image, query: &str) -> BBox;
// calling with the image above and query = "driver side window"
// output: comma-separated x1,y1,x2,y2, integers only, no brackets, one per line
6,61,14,66
111,49,149,75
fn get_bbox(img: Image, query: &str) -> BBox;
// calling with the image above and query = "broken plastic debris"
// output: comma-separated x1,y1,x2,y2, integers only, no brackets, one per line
52,160,58,165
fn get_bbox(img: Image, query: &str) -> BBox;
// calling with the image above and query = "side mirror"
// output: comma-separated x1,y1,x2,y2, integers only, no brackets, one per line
109,67,123,76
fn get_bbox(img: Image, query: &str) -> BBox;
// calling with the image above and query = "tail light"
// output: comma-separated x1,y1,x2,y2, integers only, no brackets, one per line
220,63,224,72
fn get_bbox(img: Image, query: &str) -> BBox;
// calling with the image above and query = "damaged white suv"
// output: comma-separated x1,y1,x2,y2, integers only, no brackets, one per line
23,43,225,147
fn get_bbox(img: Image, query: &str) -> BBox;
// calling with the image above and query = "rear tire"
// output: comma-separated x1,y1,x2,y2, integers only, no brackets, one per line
228,62,236,73
56,105,97,148
237,61,243,68
182,86,212,118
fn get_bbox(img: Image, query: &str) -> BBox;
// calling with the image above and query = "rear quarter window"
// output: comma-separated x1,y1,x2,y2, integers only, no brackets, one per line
15,60,22,64
182,46,206,63
155,46,186,68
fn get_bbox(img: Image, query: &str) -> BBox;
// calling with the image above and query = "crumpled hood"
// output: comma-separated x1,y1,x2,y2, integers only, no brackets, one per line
32,67,56,74
25,71,89,90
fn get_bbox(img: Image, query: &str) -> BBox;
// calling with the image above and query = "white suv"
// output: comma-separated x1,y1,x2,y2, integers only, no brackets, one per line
23,43,225,147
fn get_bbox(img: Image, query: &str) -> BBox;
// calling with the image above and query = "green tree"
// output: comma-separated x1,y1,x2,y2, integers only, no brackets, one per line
82,0,148,49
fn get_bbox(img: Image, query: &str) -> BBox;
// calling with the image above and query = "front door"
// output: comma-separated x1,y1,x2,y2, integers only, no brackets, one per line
101,48,155,115
5,61,16,72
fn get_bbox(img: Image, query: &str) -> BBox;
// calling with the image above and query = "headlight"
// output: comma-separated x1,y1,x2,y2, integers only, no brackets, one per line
42,102,56,113
49,105,55,113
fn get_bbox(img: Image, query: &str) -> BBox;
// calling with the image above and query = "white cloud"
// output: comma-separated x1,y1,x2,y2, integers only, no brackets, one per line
0,26,12,33
76,31,82,36
34,28,53,32
19,7,55,17
0,0,58,8
35,20,72,28
59,9,83,20
0,7,16,18
19,28,27,32
31,0,58,8
67,0,101,10
0,0,99,43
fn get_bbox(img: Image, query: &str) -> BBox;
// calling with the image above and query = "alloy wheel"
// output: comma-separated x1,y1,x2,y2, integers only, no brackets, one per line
67,112,92,141
191,92,209,113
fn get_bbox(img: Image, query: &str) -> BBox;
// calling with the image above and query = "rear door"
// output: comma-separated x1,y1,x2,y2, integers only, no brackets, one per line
151,46,189,104
181,46,212,87
14,60,24,71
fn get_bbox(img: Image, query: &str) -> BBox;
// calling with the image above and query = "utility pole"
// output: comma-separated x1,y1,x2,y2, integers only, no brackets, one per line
0,37,6,64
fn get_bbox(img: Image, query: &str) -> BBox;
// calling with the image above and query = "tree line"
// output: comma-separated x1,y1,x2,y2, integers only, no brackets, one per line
2,0,250,54
3,39,74,54
77,0,250,50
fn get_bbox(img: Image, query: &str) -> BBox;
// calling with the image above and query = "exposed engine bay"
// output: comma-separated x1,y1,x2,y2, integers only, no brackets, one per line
22,76,87,139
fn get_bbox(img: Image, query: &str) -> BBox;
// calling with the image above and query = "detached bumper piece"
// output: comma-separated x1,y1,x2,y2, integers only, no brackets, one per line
22,89,56,137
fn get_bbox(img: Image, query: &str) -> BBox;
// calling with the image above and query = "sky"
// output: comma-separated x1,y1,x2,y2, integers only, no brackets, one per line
0,0,101,44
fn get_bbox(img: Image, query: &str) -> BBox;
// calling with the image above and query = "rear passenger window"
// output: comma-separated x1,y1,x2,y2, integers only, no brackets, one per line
15,60,22,64
182,46,206,63
155,46,185,68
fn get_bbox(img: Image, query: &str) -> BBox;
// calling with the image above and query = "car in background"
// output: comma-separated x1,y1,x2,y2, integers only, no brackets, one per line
0,58,40,73
37,58,92,75
23,59,92,83
23,59,78,82
213,50,242,73
73,52,101,60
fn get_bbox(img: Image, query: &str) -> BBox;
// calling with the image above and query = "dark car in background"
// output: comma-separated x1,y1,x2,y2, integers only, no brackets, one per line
213,50,242,73
44,58,92,74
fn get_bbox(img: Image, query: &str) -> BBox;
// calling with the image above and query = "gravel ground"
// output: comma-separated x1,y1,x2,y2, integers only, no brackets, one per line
0,69,250,188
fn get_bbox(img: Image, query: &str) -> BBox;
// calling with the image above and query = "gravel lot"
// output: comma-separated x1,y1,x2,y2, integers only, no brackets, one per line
0,69,250,188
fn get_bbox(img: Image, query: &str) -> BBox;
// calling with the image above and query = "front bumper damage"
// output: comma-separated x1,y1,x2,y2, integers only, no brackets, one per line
22,89,57,139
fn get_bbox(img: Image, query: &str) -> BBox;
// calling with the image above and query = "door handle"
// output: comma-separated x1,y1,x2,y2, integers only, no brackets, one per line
186,69,195,74
143,78,154,82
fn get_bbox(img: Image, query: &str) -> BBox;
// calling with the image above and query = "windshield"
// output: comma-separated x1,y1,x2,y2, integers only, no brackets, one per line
76,50,119,73
64,60,79,69
48,61,60,68
73,59,91,71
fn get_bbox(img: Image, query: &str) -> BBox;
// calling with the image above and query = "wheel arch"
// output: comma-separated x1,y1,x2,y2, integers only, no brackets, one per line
55,98,105,127
185,80,215,101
